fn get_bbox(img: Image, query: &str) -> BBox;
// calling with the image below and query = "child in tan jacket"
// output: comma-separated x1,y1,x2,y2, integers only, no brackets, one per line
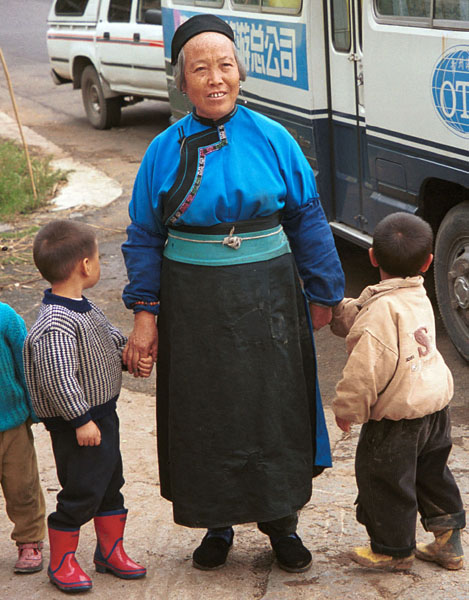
331,212,465,571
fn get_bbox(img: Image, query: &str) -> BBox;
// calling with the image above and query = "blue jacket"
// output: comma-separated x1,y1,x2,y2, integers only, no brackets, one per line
0,302,38,431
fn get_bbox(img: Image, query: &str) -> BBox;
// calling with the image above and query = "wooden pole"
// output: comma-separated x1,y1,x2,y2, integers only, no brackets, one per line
0,47,38,202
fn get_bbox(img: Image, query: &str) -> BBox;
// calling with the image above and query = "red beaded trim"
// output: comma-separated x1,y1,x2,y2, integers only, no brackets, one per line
131,301,160,307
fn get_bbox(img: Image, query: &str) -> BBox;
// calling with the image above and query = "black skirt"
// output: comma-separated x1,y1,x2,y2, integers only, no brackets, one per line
156,251,319,528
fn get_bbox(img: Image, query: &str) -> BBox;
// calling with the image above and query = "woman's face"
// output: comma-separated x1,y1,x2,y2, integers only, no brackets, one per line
182,32,240,121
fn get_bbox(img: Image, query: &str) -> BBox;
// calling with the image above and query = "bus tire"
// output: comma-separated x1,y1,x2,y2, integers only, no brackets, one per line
81,66,121,129
434,201,469,361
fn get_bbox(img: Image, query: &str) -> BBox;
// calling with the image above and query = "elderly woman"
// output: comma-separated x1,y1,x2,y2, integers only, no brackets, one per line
122,15,344,573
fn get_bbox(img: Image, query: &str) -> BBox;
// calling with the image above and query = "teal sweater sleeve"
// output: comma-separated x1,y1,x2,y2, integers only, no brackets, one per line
0,303,38,431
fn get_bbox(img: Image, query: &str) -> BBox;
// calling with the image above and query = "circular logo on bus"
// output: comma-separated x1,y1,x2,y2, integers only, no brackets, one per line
431,45,469,138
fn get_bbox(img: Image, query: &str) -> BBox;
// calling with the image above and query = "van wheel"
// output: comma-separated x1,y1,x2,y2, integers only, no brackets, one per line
434,202,469,361
81,66,121,129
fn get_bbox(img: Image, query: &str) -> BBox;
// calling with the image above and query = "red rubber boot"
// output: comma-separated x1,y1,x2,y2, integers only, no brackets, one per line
93,509,146,579
48,528,92,593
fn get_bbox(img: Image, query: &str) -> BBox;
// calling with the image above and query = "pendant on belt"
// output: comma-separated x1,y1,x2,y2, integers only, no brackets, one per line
222,226,242,250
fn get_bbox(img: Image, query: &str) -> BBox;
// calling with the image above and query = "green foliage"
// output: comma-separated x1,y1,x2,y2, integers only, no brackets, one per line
0,139,68,219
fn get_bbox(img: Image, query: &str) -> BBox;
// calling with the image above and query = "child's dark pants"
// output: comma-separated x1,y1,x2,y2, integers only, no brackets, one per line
48,410,124,529
355,406,465,558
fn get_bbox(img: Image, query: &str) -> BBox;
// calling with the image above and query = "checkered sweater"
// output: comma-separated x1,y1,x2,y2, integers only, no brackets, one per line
23,290,127,429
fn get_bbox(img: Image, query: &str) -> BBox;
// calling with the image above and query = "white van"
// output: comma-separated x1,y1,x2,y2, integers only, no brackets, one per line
47,0,168,129
161,1,469,361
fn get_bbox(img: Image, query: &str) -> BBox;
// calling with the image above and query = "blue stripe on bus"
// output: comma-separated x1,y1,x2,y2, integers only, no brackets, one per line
241,90,326,117
245,96,468,163
332,110,366,123
367,124,469,160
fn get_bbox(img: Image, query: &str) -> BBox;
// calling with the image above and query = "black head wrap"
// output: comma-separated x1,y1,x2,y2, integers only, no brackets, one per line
171,14,235,65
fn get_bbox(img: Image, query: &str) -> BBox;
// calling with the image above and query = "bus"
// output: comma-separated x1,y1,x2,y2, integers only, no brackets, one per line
160,0,469,361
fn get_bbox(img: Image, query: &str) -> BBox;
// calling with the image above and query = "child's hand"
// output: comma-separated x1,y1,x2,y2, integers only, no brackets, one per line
335,416,351,433
76,421,101,446
137,355,154,378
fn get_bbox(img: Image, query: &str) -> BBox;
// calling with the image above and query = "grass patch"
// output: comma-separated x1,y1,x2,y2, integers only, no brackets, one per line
0,138,68,219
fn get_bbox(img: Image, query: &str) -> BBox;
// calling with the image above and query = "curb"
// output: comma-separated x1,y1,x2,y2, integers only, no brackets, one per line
0,111,122,213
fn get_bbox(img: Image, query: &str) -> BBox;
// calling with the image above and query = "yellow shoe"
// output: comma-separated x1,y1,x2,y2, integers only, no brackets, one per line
415,530,464,570
350,546,414,571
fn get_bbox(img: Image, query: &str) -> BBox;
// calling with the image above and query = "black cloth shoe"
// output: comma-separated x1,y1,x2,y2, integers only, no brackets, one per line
271,533,312,572
192,529,234,570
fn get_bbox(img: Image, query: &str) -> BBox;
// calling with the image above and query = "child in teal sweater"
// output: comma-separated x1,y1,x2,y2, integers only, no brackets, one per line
0,301,45,573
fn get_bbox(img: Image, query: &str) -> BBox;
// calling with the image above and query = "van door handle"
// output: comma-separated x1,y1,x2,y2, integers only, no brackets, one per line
134,33,140,42
103,31,110,40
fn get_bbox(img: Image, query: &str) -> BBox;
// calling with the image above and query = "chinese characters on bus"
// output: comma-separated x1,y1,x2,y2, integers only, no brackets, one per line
228,18,308,90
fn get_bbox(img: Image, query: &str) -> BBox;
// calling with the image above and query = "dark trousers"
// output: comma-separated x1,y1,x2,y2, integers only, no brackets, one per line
355,407,465,558
48,411,125,530
258,513,298,538
211,513,298,538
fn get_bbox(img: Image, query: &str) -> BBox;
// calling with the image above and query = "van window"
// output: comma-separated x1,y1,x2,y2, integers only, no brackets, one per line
108,0,132,22
55,0,89,15
435,0,469,21
137,0,161,23
375,0,431,18
332,0,351,52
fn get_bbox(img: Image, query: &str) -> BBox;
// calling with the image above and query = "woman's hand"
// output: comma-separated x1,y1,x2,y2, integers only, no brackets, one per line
309,304,332,330
123,311,158,376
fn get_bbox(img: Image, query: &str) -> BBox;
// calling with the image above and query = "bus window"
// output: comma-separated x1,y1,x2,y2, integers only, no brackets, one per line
232,0,302,12
358,0,363,49
262,0,302,12
331,0,351,52
232,0,261,7
375,0,431,18
175,0,224,5
435,0,469,22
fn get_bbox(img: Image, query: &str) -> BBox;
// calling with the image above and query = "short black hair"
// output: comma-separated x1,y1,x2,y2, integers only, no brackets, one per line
372,212,433,278
33,220,97,284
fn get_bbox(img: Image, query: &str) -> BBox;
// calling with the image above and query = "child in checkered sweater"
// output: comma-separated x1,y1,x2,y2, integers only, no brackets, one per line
24,220,152,593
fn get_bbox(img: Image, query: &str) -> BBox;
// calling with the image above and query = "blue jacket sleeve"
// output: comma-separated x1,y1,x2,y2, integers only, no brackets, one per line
283,198,345,306
7,309,40,423
121,140,168,314
278,133,344,306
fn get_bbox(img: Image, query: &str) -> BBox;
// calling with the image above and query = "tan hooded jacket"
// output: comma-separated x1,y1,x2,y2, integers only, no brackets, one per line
331,276,453,423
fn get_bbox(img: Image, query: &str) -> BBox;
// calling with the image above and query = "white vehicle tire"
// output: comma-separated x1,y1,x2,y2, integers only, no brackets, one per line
434,201,469,361
81,65,121,130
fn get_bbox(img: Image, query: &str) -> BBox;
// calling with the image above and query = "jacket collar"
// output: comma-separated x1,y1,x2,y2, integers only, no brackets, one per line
43,288,92,313
357,276,425,309
192,105,237,128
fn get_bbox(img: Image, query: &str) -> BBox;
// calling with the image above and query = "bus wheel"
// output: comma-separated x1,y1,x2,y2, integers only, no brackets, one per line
434,202,469,361
81,66,121,130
